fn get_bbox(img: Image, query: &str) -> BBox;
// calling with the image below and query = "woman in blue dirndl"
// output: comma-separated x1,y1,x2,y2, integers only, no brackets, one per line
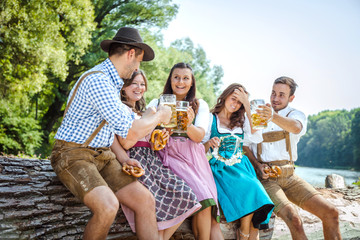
203,83,274,240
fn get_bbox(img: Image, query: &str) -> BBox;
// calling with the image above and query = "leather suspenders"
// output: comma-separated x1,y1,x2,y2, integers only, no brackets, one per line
62,71,107,148
256,110,294,165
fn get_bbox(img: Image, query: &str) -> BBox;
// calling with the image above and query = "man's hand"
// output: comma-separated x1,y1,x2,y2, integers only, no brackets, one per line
257,103,274,122
256,163,270,180
157,105,172,125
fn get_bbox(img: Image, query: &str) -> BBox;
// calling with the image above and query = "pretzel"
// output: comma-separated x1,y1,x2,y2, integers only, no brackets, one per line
122,164,132,176
264,165,282,178
122,164,145,178
130,166,145,178
151,129,167,151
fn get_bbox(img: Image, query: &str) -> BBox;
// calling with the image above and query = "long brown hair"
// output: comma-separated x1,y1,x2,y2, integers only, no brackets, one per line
211,83,249,129
162,62,199,114
120,70,148,115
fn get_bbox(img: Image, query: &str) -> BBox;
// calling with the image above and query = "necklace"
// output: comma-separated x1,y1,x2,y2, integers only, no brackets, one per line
211,134,244,166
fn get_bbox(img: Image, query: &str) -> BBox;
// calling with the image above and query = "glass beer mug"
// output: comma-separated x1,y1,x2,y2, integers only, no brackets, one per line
250,99,270,130
159,94,177,128
173,101,189,133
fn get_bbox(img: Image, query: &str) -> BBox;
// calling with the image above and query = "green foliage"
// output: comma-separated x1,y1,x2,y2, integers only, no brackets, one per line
298,108,360,170
0,0,96,156
350,109,360,169
0,0,223,158
0,0,95,98
0,100,42,155
142,36,223,107
170,38,223,108
38,0,180,154
353,177,360,188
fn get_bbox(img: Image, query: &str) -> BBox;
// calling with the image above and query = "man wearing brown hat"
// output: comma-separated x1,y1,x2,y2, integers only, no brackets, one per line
50,27,171,240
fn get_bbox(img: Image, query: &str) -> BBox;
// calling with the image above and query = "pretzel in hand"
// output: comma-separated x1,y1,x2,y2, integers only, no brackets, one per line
264,165,282,178
151,129,167,151
122,163,145,178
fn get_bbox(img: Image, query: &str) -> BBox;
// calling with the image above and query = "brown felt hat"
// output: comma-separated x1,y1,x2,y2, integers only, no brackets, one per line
100,27,154,61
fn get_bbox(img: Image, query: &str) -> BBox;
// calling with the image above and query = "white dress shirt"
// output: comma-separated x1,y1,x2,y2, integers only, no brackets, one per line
248,105,307,162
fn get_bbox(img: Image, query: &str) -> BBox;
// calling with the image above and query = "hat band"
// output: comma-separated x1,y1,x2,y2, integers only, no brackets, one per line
113,36,142,43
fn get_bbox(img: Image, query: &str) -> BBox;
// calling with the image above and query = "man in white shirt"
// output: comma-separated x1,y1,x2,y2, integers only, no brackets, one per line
244,77,341,240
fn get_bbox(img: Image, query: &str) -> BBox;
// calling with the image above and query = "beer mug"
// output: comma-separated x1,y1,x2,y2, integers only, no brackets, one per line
250,99,269,129
174,101,189,133
159,94,177,128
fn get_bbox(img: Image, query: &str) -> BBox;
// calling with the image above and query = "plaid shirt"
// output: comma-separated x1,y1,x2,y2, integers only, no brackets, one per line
55,58,135,148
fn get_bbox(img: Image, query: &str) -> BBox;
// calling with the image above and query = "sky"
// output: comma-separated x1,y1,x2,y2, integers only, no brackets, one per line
161,0,360,116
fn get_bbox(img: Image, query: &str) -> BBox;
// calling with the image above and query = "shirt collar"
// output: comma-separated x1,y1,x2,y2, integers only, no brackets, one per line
277,105,292,116
103,58,124,91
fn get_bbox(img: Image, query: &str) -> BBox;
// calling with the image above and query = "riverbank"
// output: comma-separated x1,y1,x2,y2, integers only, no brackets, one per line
295,166,360,187
271,187,360,240
296,164,360,171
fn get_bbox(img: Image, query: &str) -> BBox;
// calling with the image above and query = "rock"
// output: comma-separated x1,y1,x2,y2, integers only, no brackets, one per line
325,173,346,188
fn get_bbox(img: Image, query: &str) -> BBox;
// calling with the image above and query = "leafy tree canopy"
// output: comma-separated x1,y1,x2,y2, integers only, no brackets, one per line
0,0,224,157
297,108,360,170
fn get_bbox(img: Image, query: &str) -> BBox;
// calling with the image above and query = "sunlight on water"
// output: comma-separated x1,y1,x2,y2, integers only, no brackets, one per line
295,166,360,187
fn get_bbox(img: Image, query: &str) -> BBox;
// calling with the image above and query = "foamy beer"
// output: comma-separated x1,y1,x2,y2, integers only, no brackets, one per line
250,99,268,129
174,101,189,133
159,94,177,128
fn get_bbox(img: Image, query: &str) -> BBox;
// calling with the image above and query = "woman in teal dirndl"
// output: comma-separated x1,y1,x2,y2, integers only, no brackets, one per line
203,83,274,240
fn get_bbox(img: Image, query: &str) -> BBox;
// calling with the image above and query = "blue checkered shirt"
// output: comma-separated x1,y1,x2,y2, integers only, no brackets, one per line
55,58,135,148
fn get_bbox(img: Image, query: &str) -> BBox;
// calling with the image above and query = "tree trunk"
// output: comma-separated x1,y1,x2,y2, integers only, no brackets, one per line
0,156,274,240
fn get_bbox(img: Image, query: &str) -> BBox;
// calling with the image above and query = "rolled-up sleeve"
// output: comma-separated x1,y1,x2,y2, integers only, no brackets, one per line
289,110,307,137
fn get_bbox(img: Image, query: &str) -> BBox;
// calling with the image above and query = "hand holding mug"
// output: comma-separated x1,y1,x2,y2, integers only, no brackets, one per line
250,99,272,129
187,106,195,127
257,103,274,123
157,104,172,125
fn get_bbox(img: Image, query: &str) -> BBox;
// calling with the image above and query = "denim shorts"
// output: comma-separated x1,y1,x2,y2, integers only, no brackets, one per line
50,140,136,202
260,163,320,214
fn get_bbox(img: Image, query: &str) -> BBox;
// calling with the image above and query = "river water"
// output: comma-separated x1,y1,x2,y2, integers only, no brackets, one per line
295,166,360,187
